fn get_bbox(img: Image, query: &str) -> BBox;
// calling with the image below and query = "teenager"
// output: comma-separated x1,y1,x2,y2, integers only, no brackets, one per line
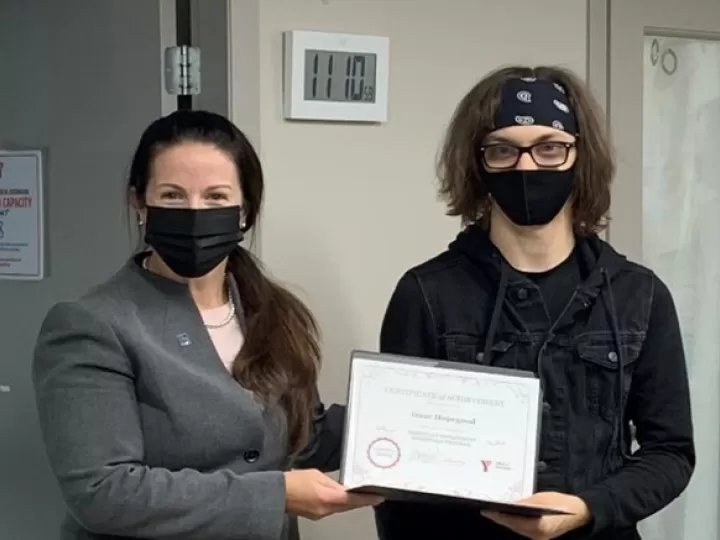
374,66,695,540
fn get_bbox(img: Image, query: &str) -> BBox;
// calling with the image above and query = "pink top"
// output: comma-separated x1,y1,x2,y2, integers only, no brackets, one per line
200,305,244,372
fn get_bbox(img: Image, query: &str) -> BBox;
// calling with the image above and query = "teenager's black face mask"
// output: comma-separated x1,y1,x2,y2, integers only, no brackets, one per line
144,206,244,278
482,77,578,226
484,169,575,226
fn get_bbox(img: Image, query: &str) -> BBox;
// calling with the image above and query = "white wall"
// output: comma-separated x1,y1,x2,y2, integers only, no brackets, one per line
229,1,588,538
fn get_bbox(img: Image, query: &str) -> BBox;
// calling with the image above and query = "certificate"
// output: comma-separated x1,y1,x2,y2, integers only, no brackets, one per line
339,350,570,517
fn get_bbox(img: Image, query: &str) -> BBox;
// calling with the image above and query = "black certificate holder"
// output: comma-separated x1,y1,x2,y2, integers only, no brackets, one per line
346,485,572,517
341,350,565,517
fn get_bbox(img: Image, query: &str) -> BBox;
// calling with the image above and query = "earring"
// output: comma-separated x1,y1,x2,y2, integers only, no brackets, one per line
138,219,145,226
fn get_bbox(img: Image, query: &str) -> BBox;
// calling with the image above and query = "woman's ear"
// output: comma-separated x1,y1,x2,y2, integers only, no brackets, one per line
128,187,147,226
239,206,248,232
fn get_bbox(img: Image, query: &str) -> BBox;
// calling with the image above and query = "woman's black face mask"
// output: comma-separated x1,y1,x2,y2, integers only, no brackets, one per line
144,205,244,278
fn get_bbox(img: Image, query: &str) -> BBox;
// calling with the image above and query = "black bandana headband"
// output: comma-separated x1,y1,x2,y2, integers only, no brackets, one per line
494,77,578,135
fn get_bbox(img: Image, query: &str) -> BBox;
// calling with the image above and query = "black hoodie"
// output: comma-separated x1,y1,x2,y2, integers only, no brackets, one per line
374,226,694,540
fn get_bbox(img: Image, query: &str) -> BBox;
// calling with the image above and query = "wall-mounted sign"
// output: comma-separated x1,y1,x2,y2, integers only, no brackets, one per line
0,150,44,281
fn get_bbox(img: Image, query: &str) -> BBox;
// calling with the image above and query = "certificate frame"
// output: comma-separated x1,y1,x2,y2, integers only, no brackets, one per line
339,350,570,517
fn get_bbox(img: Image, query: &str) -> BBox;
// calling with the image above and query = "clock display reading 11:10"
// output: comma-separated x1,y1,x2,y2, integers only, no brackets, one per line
304,49,378,103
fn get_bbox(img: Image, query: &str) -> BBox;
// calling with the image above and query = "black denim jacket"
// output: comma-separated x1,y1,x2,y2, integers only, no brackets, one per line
374,227,694,540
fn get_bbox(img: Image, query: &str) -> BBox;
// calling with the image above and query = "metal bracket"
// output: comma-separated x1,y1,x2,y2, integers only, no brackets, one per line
164,45,201,96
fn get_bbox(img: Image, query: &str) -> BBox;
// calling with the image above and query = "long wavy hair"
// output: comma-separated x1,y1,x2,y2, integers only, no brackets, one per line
437,65,615,236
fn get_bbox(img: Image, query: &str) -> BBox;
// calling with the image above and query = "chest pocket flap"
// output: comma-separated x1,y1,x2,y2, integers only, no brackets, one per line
576,334,643,370
445,333,514,365
576,333,644,419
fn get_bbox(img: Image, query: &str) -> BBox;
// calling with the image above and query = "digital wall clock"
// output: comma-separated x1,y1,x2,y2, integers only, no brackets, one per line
282,30,390,123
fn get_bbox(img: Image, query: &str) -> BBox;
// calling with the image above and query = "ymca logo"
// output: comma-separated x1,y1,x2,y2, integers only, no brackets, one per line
481,459,492,472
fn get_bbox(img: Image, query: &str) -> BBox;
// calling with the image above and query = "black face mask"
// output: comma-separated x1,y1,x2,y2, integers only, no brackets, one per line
484,169,575,226
144,206,244,278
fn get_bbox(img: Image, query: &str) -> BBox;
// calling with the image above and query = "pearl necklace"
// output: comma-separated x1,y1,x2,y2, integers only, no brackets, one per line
142,256,236,329
203,297,236,329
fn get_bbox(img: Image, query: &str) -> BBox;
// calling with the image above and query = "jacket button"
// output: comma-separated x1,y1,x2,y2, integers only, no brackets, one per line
608,351,618,363
516,288,528,301
244,450,260,463
542,401,551,413
537,461,548,473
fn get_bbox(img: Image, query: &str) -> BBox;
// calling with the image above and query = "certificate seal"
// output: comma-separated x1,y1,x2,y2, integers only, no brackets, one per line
366,437,401,469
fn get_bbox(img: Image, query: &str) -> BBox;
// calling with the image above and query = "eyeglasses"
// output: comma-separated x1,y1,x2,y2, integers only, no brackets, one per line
479,142,576,170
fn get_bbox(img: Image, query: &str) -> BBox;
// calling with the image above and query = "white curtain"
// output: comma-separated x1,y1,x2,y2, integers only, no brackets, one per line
640,36,720,540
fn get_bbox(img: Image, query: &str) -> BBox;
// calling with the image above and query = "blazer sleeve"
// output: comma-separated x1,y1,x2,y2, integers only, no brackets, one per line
291,388,346,473
33,301,287,540
294,272,434,472
294,271,437,473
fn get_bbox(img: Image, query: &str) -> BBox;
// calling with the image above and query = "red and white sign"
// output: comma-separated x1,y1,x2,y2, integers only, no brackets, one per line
0,150,44,280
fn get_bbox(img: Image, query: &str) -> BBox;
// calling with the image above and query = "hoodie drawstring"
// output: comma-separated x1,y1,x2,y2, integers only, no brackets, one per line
482,263,510,365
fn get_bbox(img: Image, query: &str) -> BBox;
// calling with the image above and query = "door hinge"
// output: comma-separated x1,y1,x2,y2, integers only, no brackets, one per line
164,46,201,96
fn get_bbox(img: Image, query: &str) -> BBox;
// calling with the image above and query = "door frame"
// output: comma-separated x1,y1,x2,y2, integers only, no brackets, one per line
586,0,610,118
586,0,720,258
586,0,610,242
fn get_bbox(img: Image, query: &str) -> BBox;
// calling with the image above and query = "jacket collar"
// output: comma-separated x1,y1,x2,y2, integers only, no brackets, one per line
448,225,627,297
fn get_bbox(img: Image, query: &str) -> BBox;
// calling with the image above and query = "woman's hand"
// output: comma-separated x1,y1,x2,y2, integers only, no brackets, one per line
482,492,591,540
284,469,384,521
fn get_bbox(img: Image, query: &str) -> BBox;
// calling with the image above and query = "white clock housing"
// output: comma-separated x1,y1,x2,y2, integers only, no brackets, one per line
282,30,390,123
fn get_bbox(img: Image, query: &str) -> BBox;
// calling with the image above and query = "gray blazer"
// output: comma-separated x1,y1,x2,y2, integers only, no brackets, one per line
32,255,345,540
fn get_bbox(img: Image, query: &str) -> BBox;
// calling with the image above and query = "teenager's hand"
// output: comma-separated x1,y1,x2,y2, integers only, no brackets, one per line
482,492,591,539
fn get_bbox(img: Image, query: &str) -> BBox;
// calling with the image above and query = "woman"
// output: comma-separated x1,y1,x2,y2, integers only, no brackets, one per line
375,66,695,540
32,110,381,540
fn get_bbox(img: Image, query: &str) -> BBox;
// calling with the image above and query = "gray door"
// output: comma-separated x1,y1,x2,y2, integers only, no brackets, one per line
606,1,720,539
0,1,176,537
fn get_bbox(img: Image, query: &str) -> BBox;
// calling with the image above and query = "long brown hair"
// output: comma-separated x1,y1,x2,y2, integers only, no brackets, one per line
437,65,615,236
128,110,319,454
